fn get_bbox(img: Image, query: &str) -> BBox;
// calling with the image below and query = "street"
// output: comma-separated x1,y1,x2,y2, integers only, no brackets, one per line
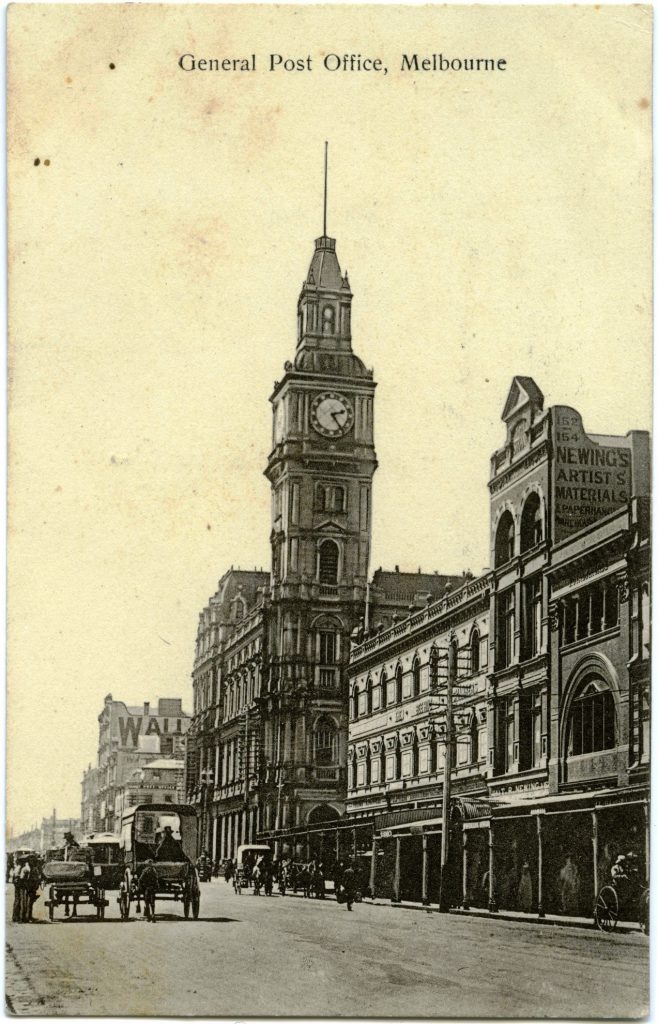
5,881,649,1018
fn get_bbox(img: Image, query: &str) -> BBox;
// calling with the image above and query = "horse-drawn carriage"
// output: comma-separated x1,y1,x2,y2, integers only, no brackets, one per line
117,804,201,921
594,877,649,933
42,845,110,920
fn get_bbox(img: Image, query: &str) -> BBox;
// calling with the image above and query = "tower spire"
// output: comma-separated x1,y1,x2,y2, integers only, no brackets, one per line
323,140,328,237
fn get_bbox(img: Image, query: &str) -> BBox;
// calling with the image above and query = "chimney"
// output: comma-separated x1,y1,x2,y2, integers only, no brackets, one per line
143,702,150,716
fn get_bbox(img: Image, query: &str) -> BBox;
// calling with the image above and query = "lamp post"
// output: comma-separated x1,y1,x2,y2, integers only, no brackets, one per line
200,767,214,858
438,641,457,913
427,640,464,912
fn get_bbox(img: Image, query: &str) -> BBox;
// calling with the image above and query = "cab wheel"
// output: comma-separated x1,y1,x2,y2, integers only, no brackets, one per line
183,895,191,919
48,886,55,921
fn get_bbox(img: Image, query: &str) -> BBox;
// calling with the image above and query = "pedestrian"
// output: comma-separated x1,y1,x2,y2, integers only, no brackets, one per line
6,852,14,884
138,859,159,923
24,855,42,922
517,862,533,913
12,856,27,923
559,854,581,915
342,862,357,912
224,857,234,884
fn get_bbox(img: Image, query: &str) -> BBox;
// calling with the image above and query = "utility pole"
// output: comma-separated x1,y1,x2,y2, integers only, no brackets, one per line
439,639,457,913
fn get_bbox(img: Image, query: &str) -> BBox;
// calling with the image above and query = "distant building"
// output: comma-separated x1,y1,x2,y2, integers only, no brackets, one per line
114,758,186,823
84,695,191,832
7,810,81,854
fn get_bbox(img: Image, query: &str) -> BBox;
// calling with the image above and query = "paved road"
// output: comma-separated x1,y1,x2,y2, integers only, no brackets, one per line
5,882,649,1017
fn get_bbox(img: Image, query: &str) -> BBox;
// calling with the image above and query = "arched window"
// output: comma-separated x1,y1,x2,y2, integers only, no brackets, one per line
333,486,345,513
395,665,403,704
318,540,339,584
470,629,480,674
567,676,616,756
314,717,338,765
521,492,543,552
495,510,515,566
380,670,388,709
366,677,373,715
322,305,335,334
351,688,359,721
412,657,421,697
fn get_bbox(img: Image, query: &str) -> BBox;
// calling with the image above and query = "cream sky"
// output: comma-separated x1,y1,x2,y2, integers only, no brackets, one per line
7,4,651,834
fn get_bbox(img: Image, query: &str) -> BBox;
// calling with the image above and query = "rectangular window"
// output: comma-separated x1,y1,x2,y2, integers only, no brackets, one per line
372,688,381,711
523,577,542,659
419,747,429,773
478,727,487,762
358,692,367,716
641,584,650,655
457,737,468,765
371,758,380,783
402,673,412,700
497,589,515,668
385,754,396,781
356,763,365,786
319,631,336,665
401,750,412,777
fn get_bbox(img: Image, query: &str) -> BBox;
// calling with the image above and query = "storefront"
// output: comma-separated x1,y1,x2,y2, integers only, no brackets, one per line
462,787,649,918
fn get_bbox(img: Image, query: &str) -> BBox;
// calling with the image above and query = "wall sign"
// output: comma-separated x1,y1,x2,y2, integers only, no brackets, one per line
552,406,631,542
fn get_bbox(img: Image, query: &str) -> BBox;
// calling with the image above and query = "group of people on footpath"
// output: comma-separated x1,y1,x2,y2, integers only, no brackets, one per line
220,855,360,910
10,853,42,923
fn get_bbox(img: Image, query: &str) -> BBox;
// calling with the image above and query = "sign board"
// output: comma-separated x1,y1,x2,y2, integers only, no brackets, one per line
552,406,631,542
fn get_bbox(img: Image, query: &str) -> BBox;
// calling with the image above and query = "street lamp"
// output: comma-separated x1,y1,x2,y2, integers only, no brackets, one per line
426,639,471,912
199,768,214,857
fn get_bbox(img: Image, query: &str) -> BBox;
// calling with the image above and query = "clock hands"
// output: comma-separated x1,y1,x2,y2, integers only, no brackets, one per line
330,409,346,429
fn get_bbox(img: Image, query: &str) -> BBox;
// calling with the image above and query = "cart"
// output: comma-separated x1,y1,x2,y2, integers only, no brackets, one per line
117,804,201,921
594,880,649,934
233,844,272,894
42,848,110,920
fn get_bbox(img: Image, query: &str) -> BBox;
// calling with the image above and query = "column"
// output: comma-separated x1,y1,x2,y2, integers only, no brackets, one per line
587,589,594,636
536,815,544,917
488,826,497,912
601,584,608,632
220,816,226,860
352,828,357,860
422,833,430,906
212,817,219,865
591,810,599,902
574,595,581,641
462,832,469,909
393,837,401,903
369,837,378,900
305,831,310,860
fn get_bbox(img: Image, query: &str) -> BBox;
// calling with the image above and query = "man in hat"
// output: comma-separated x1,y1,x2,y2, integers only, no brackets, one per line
155,825,182,861
138,859,159,922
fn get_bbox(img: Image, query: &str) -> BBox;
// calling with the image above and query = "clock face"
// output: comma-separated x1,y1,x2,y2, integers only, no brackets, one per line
310,391,354,438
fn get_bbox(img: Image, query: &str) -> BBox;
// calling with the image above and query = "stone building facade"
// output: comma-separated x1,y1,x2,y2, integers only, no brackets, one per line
84,695,190,833
346,378,650,914
184,223,463,861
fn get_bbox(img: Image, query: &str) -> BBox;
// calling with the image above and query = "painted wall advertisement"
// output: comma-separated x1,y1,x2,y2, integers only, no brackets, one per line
552,406,631,542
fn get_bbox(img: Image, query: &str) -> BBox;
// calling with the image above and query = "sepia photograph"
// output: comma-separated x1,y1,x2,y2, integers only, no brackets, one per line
5,3,652,1018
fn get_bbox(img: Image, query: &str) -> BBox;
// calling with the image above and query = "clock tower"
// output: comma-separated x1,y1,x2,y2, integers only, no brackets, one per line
263,199,377,837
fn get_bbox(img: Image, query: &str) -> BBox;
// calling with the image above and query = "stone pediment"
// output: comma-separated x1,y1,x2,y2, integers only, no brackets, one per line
384,734,399,751
356,742,369,758
316,518,346,534
502,376,544,423
370,737,383,754
400,729,416,747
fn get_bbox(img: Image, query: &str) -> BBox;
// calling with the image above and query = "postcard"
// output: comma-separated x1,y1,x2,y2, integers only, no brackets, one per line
6,4,651,1018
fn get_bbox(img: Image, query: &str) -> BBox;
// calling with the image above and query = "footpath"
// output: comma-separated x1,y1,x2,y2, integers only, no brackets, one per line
369,896,644,933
